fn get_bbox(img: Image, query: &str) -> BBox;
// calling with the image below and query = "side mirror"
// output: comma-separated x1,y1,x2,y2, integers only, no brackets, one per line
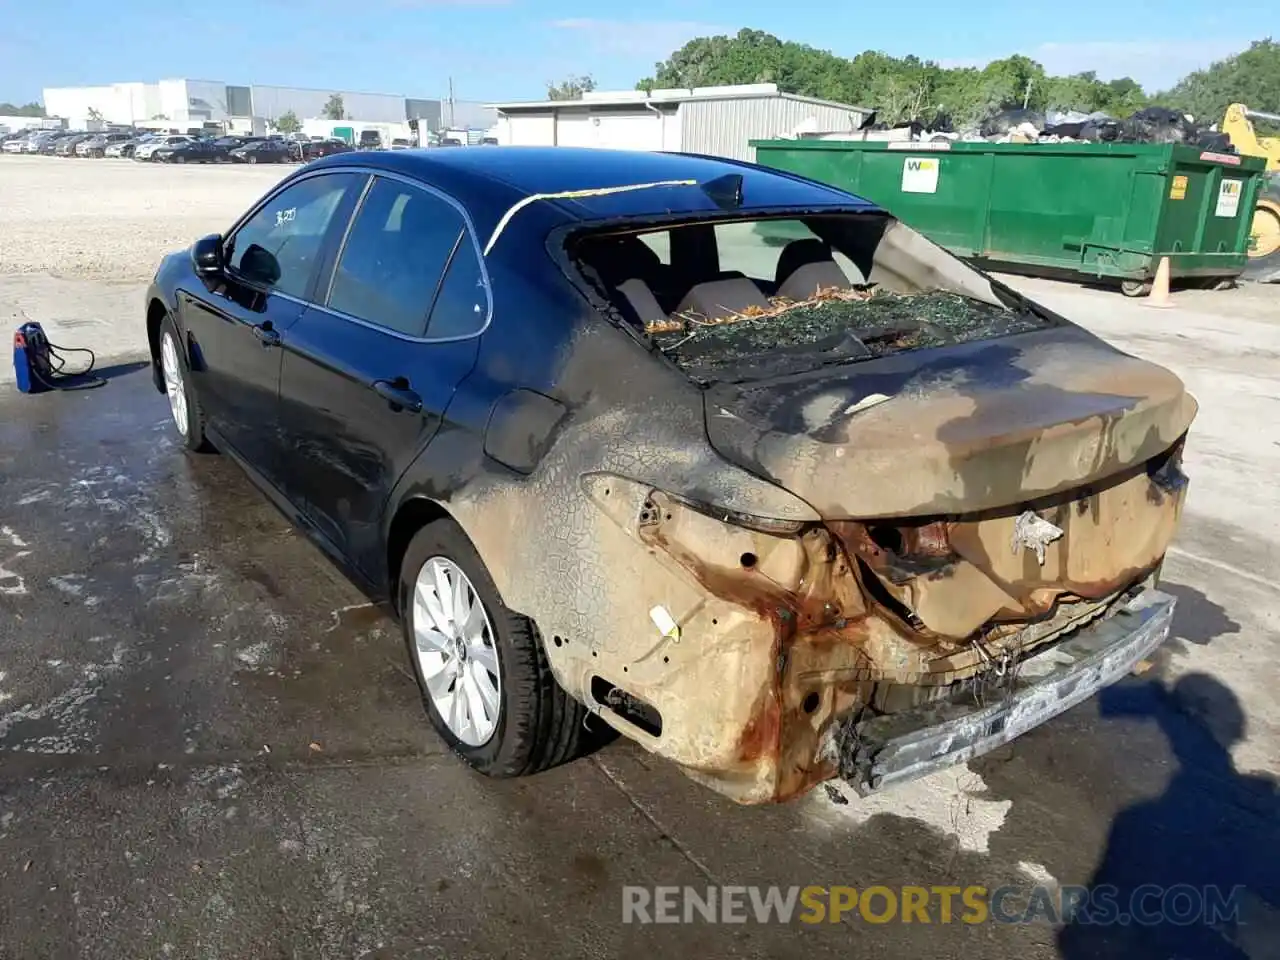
239,243,281,287
192,233,224,278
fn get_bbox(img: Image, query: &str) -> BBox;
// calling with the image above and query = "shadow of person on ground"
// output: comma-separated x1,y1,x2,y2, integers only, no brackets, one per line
89,360,151,382
1057,673,1280,959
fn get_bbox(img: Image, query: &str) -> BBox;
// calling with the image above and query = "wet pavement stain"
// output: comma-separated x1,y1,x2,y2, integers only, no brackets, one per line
0,366,1274,960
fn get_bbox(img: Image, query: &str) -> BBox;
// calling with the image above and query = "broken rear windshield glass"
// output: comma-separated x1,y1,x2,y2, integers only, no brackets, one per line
652,288,1044,383
573,215,1053,384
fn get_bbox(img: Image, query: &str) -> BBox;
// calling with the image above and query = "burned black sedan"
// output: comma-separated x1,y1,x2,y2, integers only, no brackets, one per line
143,147,1195,804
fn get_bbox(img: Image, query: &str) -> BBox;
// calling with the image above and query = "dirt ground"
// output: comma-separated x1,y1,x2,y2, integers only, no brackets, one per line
1,155,1278,959
0,155,290,281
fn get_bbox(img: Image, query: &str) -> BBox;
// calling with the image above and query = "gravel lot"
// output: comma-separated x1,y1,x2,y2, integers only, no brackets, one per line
0,155,290,281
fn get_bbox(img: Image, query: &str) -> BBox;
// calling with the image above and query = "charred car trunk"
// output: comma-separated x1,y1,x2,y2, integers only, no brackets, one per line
556,210,1196,804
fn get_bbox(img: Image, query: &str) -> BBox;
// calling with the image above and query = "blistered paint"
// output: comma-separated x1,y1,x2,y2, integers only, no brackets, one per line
437,314,1194,804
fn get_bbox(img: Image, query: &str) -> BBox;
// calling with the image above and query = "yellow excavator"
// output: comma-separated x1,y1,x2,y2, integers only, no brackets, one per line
1222,103,1280,282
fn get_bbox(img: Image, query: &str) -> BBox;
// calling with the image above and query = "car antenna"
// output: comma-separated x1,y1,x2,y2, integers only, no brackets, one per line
701,173,743,210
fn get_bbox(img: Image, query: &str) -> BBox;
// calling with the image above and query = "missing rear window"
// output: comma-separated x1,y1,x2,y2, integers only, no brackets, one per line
572,213,1053,384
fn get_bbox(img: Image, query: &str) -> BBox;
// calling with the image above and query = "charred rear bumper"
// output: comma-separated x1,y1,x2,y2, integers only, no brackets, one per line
837,588,1176,795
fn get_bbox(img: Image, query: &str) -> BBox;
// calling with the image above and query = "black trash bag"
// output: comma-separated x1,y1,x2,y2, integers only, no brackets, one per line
980,108,1046,137
892,119,926,138
1079,119,1123,142
930,112,955,134
1119,106,1197,144
1044,121,1086,138
1196,131,1234,152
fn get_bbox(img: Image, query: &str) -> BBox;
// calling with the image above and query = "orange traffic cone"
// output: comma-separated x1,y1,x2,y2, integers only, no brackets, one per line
1146,256,1173,308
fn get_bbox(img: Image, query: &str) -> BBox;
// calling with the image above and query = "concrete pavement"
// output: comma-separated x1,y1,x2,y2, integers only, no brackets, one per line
0,276,1277,958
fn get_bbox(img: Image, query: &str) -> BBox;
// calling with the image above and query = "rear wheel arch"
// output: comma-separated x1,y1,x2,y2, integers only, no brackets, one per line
386,497,453,614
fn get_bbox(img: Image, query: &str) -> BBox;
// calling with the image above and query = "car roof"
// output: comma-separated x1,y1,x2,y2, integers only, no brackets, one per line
306,146,875,249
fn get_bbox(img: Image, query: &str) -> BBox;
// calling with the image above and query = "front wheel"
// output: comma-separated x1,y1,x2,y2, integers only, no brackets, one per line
1121,279,1153,298
248,154,257,164
158,316,210,452
398,520,605,777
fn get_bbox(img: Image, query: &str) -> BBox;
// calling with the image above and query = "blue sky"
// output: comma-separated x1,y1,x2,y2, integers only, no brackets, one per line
0,0,1268,105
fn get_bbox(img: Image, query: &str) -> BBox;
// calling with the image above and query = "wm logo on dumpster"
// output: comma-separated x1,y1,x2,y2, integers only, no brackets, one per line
901,157,940,194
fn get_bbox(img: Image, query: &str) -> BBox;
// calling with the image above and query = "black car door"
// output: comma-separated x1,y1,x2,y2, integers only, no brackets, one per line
277,174,488,568
178,171,366,490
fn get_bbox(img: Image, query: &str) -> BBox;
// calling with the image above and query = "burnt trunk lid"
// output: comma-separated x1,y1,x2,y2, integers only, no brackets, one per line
703,324,1196,520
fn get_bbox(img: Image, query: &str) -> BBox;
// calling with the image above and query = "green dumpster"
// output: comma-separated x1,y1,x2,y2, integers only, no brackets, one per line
751,139,1268,294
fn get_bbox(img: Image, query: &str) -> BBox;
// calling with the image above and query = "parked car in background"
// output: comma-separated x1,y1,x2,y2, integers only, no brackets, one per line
357,129,382,150
78,131,134,157
2,135,31,154
19,132,51,153
298,138,353,161
136,135,193,161
105,135,149,158
210,135,254,152
228,139,294,164
36,133,73,155
55,134,93,157
390,138,412,150
153,139,230,164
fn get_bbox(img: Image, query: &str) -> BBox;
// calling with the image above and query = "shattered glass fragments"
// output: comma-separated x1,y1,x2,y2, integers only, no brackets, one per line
651,288,1046,383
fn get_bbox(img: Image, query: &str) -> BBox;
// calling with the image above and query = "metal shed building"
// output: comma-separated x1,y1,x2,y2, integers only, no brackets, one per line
487,84,871,160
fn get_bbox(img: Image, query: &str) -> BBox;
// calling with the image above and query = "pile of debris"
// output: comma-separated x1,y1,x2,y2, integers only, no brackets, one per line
647,286,1044,381
795,106,1237,152
644,284,875,335
971,105,1235,150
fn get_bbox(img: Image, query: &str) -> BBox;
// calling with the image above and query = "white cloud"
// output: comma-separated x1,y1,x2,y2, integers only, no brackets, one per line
549,18,728,59
1033,39,1250,90
942,38,1252,91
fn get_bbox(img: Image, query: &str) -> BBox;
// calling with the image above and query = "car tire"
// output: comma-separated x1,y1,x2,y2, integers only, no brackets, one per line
157,314,211,453
176,155,185,163
398,519,607,777
248,155,257,164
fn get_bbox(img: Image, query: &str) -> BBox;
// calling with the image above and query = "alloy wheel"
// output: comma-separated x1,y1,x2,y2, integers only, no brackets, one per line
160,331,188,438
412,557,502,746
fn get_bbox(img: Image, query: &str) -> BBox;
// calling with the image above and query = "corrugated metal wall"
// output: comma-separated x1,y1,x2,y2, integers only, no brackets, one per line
680,96,867,161
443,99,497,131
183,80,230,121
250,86,406,123
501,113,555,146
405,98,442,128
226,85,252,118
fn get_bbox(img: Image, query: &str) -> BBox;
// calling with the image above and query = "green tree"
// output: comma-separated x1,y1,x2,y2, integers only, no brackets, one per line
0,101,46,117
276,110,302,134
322,94,345,120
638,28,1278,128
1103,77,1148,115
547,74,596,100
1159,38,1280,124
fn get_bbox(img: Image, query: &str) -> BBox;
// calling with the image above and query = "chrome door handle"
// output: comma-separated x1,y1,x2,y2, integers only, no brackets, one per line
372,378,423,413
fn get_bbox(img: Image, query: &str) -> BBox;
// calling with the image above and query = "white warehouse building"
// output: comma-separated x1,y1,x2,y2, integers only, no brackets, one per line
488,84,872,161
42,78,493,134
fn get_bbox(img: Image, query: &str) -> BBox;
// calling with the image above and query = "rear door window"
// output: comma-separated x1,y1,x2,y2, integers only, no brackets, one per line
326,176,483,338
